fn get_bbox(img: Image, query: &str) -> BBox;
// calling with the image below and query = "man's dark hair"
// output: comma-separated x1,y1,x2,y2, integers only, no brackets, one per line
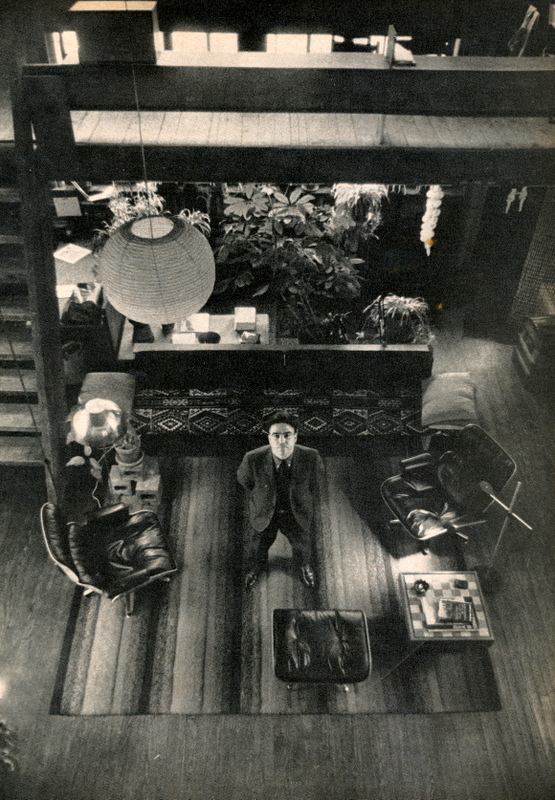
266,411,299,433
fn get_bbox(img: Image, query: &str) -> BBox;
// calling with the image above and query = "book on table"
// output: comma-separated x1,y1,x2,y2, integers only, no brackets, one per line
437,598,473,624
420,595,475,629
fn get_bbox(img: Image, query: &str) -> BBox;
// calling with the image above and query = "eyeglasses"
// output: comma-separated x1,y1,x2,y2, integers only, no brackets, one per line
269,432,295,439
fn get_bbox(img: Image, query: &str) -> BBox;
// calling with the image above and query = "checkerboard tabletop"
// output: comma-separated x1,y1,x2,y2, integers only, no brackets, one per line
399,571,494,642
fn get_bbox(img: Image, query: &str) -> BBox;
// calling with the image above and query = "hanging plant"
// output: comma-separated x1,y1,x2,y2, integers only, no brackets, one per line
91,182,211,263
420,185,444,256
329,183,389,241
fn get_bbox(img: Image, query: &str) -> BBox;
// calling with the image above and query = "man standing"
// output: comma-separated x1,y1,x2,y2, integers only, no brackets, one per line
237,411,324,590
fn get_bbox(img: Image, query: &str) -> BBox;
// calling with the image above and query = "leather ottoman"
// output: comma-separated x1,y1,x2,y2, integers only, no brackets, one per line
273,609,371,687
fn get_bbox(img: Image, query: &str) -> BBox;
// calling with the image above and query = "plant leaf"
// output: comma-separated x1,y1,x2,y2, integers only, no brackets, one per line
66,456,86,467
252,283,270,296
290,186,303,203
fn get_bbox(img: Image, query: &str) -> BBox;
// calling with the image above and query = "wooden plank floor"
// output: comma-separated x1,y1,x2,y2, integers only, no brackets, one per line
1,314,555,799
69,110,555,150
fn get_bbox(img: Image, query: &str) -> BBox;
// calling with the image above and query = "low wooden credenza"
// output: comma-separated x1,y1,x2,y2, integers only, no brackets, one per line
132,342,433,437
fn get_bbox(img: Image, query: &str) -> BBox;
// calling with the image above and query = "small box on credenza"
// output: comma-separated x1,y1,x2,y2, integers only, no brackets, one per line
234,307,256,331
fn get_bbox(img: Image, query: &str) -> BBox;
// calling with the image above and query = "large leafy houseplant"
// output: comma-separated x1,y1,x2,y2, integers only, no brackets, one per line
214,183,369,341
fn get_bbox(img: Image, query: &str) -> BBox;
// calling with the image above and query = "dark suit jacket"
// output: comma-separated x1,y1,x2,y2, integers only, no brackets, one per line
237,444,325,532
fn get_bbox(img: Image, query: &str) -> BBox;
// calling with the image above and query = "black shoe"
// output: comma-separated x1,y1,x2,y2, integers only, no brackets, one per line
300,563,316,589
161,323,175,336
244,565,264,591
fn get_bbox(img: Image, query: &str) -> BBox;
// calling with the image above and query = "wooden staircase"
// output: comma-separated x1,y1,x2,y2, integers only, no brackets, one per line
0,187,43,465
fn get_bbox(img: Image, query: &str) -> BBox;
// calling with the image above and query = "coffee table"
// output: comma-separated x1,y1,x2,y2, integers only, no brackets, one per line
399,571,494,644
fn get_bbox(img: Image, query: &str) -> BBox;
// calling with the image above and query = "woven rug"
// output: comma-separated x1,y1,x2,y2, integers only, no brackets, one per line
51,452,501,715
133,387,421,436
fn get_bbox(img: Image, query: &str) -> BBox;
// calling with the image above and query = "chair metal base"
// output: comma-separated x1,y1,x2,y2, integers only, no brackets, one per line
286,682,351,692
123,591,135,616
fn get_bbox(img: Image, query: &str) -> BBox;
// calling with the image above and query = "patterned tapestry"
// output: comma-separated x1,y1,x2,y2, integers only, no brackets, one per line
133,387,422,436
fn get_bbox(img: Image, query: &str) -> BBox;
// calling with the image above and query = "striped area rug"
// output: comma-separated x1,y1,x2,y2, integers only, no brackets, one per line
52,451,501,715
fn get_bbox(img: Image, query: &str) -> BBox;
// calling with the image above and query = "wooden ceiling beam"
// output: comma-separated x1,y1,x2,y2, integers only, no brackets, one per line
66,143,555,186
22,57,555,117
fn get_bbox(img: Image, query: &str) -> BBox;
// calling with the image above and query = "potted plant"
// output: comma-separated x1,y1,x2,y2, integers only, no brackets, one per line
114,423,143,466
357,294,432,344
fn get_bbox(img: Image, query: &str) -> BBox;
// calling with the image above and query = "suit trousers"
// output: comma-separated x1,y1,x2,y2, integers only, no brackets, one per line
248,509,312,568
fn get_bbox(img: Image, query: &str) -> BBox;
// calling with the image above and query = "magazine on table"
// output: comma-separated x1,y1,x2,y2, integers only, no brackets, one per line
420,595,476,629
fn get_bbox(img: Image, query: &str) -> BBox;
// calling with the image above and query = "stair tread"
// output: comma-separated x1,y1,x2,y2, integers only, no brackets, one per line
0,404,40,433
0,188,20,203
0,336,33,358
0,435,43,466
0,266,27,288
0,293,29,307
0,369,37,393
0,235,23,245
0,305,31,321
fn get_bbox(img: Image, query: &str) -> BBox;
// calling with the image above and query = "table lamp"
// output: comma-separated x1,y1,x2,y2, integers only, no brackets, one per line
70,398,126,449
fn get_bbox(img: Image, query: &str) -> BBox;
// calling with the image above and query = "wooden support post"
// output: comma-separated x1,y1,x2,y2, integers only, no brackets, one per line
454,181,490,275
11,68,68,504
378,25,397,144
23,75,78,179
384,25,397,68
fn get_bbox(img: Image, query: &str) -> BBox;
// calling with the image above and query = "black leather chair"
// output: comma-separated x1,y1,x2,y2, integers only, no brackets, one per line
273,609,371,691
40,502,177,615
381,424,517,545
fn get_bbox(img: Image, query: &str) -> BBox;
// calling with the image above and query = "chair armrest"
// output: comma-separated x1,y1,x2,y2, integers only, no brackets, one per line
398,452,437,492
40,502,80,580
399,452,433,472
449,516,486,530
445,515,486,542
86,503,129,527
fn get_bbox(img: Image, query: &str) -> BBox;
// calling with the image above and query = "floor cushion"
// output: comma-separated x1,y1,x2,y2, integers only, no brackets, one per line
421,372,478,430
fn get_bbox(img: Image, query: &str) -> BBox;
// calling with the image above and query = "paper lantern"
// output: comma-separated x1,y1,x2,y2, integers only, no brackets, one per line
99,215,215,324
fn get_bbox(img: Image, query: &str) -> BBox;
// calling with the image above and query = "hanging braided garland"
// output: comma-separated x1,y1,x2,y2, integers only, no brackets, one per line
420,185,444,256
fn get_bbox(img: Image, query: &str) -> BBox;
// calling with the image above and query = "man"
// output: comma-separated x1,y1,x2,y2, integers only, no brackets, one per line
237,411,324,591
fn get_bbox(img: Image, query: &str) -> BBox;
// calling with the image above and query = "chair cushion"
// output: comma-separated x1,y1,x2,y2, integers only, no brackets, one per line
421,372,477,429
381,474,453,539
437,450,485,513
273,609,371,684
68,510,177,599
78,372,136,418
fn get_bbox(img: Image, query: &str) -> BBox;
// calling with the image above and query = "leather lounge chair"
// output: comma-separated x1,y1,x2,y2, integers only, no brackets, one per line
40,502,177,615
